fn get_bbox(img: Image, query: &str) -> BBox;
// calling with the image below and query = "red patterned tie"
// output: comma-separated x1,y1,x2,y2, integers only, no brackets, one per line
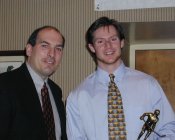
41,82,56,140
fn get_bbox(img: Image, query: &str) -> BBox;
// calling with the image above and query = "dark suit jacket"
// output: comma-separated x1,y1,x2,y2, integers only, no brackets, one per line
0,63,67,140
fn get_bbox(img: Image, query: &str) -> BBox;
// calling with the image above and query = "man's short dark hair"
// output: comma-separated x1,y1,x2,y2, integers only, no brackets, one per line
85,16,125,46
27,25,65,47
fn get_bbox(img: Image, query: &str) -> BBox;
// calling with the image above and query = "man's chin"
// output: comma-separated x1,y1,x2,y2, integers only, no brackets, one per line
43,69,55,77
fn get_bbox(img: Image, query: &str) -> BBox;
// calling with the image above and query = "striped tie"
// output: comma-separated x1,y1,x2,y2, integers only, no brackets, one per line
108,74,127,140
41,82,56,140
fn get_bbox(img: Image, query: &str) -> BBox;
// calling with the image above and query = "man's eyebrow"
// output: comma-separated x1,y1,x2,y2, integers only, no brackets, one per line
40,41,49,44
56,44,64,48
39,40,63,47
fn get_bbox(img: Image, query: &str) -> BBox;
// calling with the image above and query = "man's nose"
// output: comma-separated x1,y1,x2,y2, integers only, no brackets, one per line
104,40,112,47
48,48,55,57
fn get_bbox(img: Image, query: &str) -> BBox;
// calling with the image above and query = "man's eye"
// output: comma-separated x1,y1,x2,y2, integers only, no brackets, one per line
55,47,63,52
111,36,119,42
41,44,48,48
96,39,104,44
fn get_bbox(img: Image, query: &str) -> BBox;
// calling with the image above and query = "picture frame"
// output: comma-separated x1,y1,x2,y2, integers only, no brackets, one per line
0,50,25,74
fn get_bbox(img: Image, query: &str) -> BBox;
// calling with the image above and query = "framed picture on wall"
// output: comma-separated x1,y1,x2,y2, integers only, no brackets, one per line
129,43,175,111
0,50,25,74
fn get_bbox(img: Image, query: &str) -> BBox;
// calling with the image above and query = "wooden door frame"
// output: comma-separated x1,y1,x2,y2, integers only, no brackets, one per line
129,43,175,68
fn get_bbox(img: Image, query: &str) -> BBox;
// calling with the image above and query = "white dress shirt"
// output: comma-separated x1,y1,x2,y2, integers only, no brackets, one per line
66,62,175,140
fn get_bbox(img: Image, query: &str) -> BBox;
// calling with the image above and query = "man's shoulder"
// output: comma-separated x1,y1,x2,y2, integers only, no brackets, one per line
68,72,96,97
48,79,62,91
77,72,95,88
0,64,27,87
0,68,19,82
125,67,154,80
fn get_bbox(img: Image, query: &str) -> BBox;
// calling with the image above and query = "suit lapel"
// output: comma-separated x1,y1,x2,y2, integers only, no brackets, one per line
16,63,47,132
48,80,64,122
48,80,67,139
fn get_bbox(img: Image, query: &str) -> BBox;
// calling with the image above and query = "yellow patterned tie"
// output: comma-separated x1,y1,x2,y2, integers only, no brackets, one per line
108,74,127,140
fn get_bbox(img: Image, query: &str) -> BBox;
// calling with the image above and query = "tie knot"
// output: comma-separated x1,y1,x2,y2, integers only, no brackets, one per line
43,82,47,87
109,74,115,83
41,82,48,96
108,74,118,92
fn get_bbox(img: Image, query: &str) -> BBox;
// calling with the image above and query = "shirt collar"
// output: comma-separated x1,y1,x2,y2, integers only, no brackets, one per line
26,62,48,88
96,61,126,85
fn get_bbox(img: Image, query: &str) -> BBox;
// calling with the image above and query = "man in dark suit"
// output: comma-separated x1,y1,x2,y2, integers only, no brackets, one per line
0,26,67,140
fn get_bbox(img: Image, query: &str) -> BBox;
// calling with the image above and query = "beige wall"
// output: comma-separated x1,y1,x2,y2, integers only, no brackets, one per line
0,0,175,101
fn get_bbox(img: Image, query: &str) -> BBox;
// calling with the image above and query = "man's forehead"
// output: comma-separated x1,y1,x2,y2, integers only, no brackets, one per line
36,31,62,42
37,28,60,37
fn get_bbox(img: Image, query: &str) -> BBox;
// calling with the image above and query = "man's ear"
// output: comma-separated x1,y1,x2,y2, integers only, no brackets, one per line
25,44,33,57
88,44,95,53
121,39,125,49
